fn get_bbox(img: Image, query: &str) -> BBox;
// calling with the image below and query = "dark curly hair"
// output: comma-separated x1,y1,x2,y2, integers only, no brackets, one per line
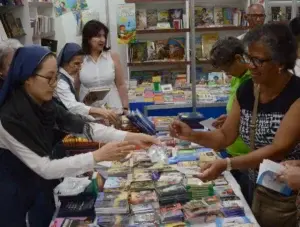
289,16,300,37
243,22,297,70
81,20,110,54
210,36,245,68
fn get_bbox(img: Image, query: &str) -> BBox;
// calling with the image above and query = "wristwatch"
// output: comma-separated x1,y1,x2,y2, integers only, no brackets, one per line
226,158,232,171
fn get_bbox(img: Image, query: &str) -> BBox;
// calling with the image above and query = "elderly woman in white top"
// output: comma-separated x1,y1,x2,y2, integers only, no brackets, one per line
0,39,22,86
79,20,129,113
55,42,119,124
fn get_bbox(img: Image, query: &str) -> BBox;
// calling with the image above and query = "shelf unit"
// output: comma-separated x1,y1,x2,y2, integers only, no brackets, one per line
125,0,191,83
0,0,55,45
264,0,298,22
124,0,249,83
28,1,55,44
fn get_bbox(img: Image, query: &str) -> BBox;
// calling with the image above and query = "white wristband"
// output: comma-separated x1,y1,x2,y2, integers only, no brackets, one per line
226,157,232,171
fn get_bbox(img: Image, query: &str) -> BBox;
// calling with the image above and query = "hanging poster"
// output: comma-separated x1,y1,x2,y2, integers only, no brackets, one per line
54,0,88,17
117,4,136,44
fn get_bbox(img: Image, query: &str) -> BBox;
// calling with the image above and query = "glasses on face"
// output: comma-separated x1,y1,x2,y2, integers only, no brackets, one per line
243,54,272,68
247,13,266,19
36,73,60,86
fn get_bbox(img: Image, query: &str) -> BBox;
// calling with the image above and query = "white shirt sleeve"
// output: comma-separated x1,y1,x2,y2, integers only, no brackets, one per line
56,80,91,116
89,122,127,142
0,122,95,180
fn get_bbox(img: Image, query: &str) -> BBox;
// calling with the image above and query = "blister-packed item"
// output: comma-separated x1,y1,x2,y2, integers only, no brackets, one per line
130,181,155,191
148,145,169,164
96,214,130,226
156,184,187,197
130,190,158,205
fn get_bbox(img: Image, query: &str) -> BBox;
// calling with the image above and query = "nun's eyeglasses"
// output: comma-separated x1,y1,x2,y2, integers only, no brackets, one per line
36,73,60,86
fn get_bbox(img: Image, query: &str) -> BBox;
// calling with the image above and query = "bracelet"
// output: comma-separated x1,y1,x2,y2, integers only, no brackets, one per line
226,158,232,171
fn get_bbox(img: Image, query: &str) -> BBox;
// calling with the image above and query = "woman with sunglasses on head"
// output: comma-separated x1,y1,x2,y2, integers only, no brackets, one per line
0,45,158,226
170,23,300,227
79,20,129,114
54,42,119,124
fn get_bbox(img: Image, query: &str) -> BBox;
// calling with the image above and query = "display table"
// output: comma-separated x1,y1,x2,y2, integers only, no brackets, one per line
129,102,227,118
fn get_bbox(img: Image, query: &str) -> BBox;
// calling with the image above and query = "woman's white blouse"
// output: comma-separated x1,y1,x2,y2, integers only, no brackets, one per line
0,122,127,180
79,51,123,110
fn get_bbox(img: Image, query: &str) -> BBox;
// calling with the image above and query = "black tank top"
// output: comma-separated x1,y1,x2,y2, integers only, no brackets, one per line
237,75,300,182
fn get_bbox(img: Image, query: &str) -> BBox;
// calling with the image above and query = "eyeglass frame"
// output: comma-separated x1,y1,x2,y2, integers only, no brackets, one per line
243,53,272,68
246,13,266,19
35,73,60,86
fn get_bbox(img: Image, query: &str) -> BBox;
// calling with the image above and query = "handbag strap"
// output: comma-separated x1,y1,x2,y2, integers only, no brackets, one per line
250,84,260,151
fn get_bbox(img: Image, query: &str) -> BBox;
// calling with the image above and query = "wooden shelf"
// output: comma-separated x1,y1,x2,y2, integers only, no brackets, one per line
196,26,249,32
33,31,55,40
128,61,190,67
125,0,184,2
137,28,189,34
28,2,53,8
196,59,210,64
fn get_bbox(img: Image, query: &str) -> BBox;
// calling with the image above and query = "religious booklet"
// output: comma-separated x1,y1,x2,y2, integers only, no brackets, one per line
83,87,110,105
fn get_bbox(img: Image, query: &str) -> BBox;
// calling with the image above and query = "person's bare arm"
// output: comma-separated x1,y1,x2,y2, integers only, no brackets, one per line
111,52,129,109
189,99,240,150
231,99,300,169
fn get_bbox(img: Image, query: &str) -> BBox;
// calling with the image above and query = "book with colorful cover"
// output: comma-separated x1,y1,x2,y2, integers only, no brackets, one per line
196,37,203,61
136,9,147,30
202,33,219,59
214,7,224,25
146,9,158,29
117,3,136,44
169,9,183,28
168,37,185,60
223,8,234,25
129,41,147,62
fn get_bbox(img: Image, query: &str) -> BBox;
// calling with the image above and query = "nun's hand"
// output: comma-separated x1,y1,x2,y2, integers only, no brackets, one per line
93,141,135,162
95,109,120,125
125,133,160,149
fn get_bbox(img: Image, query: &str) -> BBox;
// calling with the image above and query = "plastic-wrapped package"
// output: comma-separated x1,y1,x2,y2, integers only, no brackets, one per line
147,145,169,164
54,177,91,196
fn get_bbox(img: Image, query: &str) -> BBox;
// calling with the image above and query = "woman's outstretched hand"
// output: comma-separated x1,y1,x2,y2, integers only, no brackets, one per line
93,141,135,162
126,133,160,149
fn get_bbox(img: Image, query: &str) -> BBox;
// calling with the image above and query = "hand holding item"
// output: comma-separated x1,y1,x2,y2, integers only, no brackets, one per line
277,165,300,190
195,159,227,182
281,160,300,168
212,114,227,129
93,141,135,162
169,120,193,141
128,133,160,149
96,108,120,125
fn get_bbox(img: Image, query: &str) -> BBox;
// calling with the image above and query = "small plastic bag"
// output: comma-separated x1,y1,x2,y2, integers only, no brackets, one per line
54,177,91,196
147,145,169,164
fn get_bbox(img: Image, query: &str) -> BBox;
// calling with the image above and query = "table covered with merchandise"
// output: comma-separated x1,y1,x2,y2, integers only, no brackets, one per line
50,136,259,227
